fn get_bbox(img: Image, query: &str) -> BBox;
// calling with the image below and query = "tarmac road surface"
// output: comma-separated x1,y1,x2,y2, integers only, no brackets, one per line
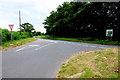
2,38,118,78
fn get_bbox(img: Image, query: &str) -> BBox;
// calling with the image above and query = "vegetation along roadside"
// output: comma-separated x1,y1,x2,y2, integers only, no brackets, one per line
0,38,37,52
0,23,41,52
57,47,119,78
38,35,120,45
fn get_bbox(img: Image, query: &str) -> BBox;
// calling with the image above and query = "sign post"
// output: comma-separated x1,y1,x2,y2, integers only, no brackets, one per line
8,24,14,41
106,29,113,41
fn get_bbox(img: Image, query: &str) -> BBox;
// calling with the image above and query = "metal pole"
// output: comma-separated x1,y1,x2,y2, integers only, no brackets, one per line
19,10,21,35
11,30,12,41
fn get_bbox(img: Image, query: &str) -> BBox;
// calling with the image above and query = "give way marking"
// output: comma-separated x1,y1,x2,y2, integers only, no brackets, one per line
15,45,39,52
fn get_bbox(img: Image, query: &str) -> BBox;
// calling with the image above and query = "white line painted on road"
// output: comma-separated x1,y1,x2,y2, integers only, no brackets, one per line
35,43,55,50
16,49,22,52
15,46,28,52
28,45,39,47
63,42,66,44
71,43,75,45
91,46,97,48
43,40,58,43
66,42,71,44
99,47,106,49
83,45,88,47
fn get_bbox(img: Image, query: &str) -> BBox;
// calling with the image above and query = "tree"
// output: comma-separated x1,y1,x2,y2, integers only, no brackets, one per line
32,31,41,36
21,22,35,37
43,2,120,41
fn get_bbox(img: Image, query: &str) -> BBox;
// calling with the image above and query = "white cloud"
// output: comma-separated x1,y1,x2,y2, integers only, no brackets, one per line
0,0,71,33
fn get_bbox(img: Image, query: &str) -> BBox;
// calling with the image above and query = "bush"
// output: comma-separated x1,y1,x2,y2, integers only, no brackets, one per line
80,37,95,41
21,35,28,39
1,29,30,43
11,31,30,40
0,28,2,45
21,32,29,39
12,32,21,40
2,29,11,42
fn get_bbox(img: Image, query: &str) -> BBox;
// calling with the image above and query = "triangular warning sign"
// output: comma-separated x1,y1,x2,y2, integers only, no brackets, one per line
8,24,14,31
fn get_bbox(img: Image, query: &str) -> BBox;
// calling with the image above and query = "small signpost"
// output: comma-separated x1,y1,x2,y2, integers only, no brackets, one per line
106,29,113,41
8,24,14,41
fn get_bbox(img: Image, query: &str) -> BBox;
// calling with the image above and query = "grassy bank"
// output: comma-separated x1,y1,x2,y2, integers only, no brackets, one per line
57,48,119,78
0,38,37,51
38,35,119,45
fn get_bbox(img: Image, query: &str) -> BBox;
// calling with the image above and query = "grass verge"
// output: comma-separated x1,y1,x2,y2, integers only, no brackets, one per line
0,38,37,52
38,35,119,45
57,47,119,78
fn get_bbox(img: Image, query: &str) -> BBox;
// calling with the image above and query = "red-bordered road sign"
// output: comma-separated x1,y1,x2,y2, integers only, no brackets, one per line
8,24,14,31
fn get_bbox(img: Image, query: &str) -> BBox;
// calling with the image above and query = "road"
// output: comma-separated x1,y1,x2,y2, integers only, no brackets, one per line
2,38,118,78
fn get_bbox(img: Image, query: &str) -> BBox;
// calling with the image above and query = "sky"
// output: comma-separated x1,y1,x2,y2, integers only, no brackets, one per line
0,0,72,33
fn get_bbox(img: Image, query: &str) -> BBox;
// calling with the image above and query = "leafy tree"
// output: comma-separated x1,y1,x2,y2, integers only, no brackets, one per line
21,22,35,37
32,31,41,36
36,31,41,36
43,2,120,41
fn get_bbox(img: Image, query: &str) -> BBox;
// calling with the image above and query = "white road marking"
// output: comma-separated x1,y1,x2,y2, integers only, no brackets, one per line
15,46,28,52
99,47,106,49
71,43,75,44
28,45,39,47
54,41,58,43
66,42,71,44
35,43,55,50
63,42,66,44
83,45,88,47
16,49,22,52
63,42,71,44
91,46,97,48
44,40,58,43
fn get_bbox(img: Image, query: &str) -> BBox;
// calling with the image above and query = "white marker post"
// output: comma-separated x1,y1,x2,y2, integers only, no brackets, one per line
8,24,14,41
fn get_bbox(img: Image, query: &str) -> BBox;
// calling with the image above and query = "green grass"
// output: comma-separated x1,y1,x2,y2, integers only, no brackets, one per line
38,35,119,45
57,48,119,78
0,38,37,51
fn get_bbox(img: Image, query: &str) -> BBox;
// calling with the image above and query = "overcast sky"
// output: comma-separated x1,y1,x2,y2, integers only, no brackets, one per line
0,0,72,33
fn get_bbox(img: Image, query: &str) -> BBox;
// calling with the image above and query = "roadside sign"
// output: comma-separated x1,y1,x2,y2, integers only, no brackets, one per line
106,29,113,37
8,24,14,41
8,24,14,31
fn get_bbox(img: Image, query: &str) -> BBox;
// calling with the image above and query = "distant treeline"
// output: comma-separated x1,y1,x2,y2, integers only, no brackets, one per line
1,28,41,43
43,2,120,41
